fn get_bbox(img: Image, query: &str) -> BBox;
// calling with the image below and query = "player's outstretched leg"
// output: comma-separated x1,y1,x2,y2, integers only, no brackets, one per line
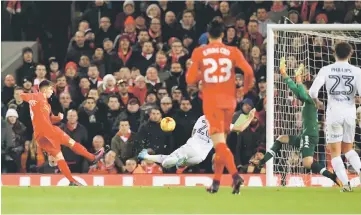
258,136,285,167
329,142,352,192
138,149,168,164
207,154,223,193
69,139,105,165
54,152,82,185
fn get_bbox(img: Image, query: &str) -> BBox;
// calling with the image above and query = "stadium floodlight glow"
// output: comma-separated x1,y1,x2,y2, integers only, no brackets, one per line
266,24,361,186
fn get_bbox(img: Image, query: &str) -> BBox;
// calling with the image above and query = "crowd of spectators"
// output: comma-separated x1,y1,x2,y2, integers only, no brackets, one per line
1,1,361,175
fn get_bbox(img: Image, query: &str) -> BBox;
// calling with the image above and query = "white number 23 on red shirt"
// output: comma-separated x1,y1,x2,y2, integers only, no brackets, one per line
203,58,232,83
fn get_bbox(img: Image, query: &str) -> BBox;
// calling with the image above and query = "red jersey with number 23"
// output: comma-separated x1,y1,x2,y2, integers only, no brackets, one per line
186,41,254,108
20,93,62,138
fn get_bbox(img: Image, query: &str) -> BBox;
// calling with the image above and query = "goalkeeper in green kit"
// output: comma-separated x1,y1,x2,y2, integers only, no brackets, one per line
257,57,341,186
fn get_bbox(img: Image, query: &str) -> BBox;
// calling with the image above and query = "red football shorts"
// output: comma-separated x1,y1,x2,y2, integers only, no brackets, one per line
203,107,234,135
35,126,71,157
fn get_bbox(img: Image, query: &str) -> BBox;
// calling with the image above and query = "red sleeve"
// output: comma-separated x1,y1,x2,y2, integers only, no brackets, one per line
186,48,201,85
20,93,35,102
234,48,254,94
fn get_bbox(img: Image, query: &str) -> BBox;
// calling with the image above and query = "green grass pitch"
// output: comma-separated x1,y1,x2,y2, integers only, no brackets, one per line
2,186,361,214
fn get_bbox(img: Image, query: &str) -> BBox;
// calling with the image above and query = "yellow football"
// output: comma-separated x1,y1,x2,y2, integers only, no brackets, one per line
160,117,176,132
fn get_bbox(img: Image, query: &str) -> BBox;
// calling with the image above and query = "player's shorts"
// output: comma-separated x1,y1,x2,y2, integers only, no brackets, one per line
288,135,318,158
35,126,71,157
203,106,234,134
325,115,355,144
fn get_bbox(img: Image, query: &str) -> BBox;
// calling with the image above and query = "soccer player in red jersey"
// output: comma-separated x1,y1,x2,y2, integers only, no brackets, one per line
20,80,104,186
186,20,254,194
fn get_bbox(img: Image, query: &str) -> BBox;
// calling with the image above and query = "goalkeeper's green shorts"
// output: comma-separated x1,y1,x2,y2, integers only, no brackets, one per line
288,135,318,158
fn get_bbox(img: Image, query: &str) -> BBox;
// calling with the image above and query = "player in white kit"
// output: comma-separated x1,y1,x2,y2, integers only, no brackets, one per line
138,115,214,169
309,42,361,192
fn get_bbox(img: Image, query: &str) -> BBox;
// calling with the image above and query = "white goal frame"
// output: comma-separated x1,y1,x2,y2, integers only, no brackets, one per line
266,24,361,186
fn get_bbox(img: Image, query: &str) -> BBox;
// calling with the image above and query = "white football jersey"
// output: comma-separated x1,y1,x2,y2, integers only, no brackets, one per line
309,62,361,111
191,115,213,147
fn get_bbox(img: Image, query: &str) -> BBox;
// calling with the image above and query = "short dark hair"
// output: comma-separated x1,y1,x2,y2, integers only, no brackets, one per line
36,64,46,69
335,42,352,60
183,9,195,18
150,107,161,113
108,95,119,102
207,20,225,39
119,118,129,123
56,74,66,80
248,20,258,25
257,7,267,12
39,80,53,90
85,97,96,102
180,97,191,103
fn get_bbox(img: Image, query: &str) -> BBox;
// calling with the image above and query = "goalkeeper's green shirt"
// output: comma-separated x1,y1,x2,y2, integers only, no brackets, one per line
283,77,319,137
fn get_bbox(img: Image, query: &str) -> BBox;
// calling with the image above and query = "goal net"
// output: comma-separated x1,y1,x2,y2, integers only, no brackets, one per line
267,25,361,186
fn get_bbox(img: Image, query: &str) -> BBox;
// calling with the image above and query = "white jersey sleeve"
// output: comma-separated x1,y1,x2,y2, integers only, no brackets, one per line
191,115,213,145
309,67,326,99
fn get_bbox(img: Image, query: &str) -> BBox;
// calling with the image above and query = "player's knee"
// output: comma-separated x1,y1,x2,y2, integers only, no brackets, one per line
277,135,289,143
302,157,313,169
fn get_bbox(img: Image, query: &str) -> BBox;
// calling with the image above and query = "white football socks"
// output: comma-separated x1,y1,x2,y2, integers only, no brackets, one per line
345,150,361,175
144,154,168,164
331,156,349,185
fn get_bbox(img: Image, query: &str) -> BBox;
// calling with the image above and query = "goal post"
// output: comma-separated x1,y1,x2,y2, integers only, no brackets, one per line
266,24,361,187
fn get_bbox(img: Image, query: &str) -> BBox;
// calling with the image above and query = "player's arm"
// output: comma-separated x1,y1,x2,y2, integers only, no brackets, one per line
230,109,256,132
234,48,254,94
19,92,35,102
186,48,201,85
280,58,310,103
309,67,326,104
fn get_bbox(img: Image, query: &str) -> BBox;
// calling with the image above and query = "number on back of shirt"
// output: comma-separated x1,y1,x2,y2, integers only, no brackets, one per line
203,58,232,83
329,75,354,95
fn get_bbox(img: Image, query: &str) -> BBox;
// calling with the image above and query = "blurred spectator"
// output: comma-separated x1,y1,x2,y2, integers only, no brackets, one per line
82,1,113,31
247,148,266,173
135,16,147,31
160,96,176,117
99,74,118,102
224,25,239,47
95,16,118,48
33,64,48,91
79,55,91,78
78,20,90,32
235,13,247,38
16,47,36,86
129,75,147,105
3,108,26,173
58,92,77,116
133,29,150,52
257,7,274,37
111,118,137,172
22,78,34,93
111,34,136,72
141,91,158,122
92,48,108,77
149,18,163,45
145,66,162,92
114,98,142,133
136,41,156,75
59,109,88,172
8,87,32,140
48,57,61,83
288,10,301,24
320,0,345,23
268,1,289,24
244,20,263,47
88,150,118,174
240,37,251,63
164,62,186,94
78,97,106,149
344,1,361,23
2,75,16,105
163,11,179,43
117,79,136,109
114,0,136,32
155,51,171,82
171,86,183,108
38,156,59,174
20,139,45,173
168,38,189,69
124,157,145,173
64,62,79,89
66,31,93,63
105,95,122,134
88,65,103,89
173,98,198,149
135,108,174,155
